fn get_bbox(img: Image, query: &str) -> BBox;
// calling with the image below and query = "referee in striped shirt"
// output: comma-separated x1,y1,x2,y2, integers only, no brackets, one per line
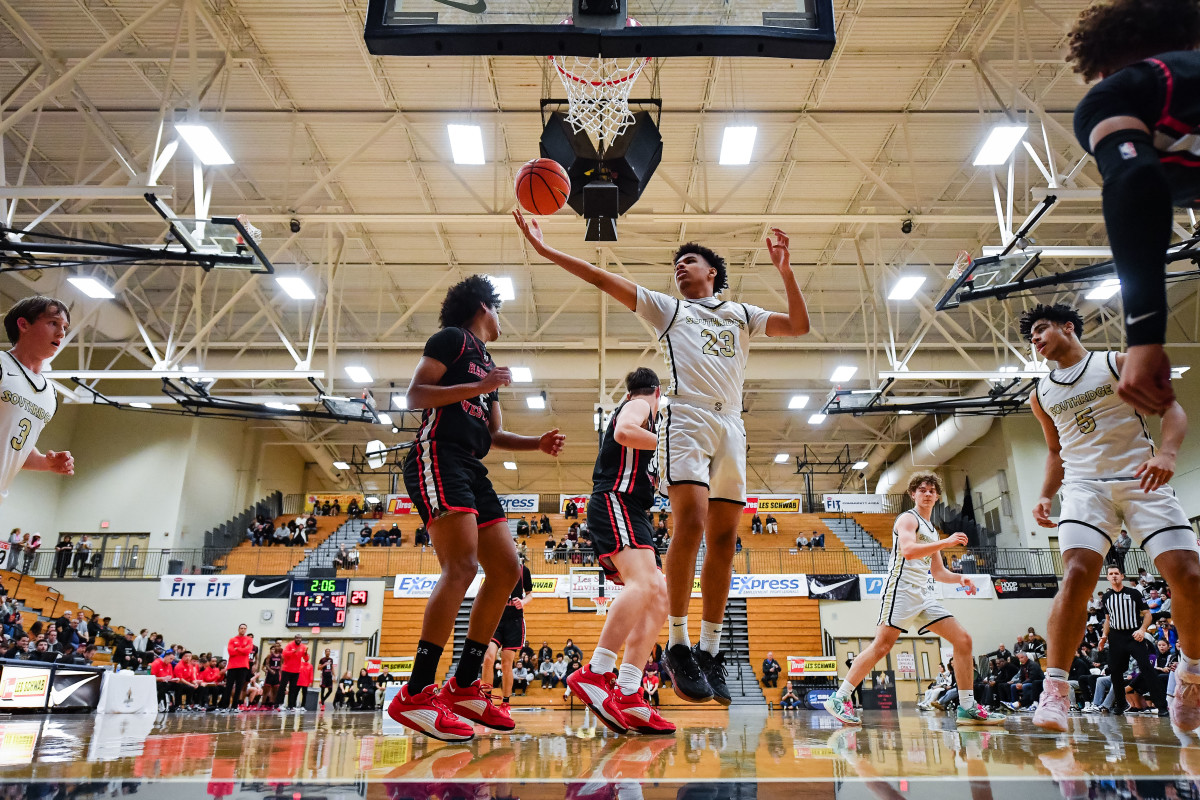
1099,564,1167,715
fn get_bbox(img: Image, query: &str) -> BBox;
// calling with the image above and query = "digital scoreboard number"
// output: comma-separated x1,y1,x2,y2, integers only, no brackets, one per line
287,578,349,628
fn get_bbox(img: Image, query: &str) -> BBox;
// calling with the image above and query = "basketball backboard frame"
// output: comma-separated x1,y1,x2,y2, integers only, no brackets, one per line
364,0,836,59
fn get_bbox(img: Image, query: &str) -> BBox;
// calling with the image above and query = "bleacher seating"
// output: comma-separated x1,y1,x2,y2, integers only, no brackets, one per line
0,569,124,665
746,597,823,682
219,514,348,574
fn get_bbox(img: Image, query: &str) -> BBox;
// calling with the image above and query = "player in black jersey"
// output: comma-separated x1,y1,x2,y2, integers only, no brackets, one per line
481,558,534,713
388,275,566,742
1068,0,1200,416
565,368,675,735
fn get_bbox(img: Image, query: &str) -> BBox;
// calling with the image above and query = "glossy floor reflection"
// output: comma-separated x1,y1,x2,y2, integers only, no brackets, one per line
0,707,1197,797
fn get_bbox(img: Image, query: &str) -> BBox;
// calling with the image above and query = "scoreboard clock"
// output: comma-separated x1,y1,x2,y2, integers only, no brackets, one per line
287,578,348,628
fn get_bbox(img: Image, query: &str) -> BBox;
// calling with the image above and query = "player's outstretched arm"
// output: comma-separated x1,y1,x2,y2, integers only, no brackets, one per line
406,356,511,410
22,448,74,475
612,398,656,450
487,401,566,456
762,228,811,337
897,516,965,560
1029,393,1062,528
1134,398,1187,492
513,209,638,311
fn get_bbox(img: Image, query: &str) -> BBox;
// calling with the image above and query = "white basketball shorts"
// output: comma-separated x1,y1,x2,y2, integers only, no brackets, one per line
877,584,952,634
1058,479,1197,561
657,401,747,504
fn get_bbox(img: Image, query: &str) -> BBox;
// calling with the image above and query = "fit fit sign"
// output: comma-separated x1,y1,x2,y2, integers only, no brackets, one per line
158,575,245,600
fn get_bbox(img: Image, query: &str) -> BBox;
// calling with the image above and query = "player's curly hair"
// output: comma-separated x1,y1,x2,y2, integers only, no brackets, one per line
906,472,943,497
1018,303,1086,341
673,243,729,295
624,367,660,396
439,275,502,329
1067,0,1200,82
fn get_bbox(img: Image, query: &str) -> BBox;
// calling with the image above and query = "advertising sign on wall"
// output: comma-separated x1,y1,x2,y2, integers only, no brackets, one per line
992,575,1059,599
650,495,671,513
806,574,861,600
498,494,538,514
242,576,292,599
729,574,809,598
159,575,245,600
745,495,803,514
385,495,413,515
0,667,49,709
936,574,996,600
786,656,839,677
559,495,589,514
306,493,364,513
365,657,414,678
823,494,892,513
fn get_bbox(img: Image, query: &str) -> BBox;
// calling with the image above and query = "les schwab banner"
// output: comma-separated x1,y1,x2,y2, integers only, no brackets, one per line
787,657,838,677
0,667,49,709
366,657,413,678
744,496,803,514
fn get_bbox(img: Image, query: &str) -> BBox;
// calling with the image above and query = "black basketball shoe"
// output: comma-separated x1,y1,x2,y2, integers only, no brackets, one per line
664,643,713,703
693,647,731,706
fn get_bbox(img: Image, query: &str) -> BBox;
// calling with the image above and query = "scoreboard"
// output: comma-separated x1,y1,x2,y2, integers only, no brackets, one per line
287,578,348,628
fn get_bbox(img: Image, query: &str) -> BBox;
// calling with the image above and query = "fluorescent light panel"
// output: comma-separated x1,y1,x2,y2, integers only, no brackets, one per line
774,453,789,464
719,126,757,165
392,394,408,409
345,365,372,384
973,124,1027,166
526,395,546,410
447,124,485,165
129,402,152,409
67,277,115,299
487,275,515,301
788,394,809,409
852,461,869,470
332,461,350,470
830,365,858,383
1085,278,1121,301
888,276,926,300
377,413,392,426
276,276,315,300
175,123,235,166
265,401,301,411
504,461,517,470
510,367,532,383
808,413,827,425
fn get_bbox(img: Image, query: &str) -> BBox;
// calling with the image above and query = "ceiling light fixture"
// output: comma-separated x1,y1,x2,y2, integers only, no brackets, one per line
808,413,827,425
275,276,315,300
447,124,486,165
511,367,532,383
788,395,810,409
175,123,235,166
345,366,372,384
973,124,1028,166
1085,278,1121,301
852,461,869,470
830,365,858,383
67,277,115,299
719,126,757,165
888,276,926,301
504,461,517,470
774,453,789,464
487,275,515,301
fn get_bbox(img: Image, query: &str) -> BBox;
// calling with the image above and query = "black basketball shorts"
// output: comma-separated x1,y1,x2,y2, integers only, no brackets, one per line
404,441,507,529
587,491,658,585
492,609,526,651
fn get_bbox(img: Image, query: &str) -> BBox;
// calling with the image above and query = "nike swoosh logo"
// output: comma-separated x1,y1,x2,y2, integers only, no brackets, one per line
49,675,99,705
809,578,855,594
246,579,289,595
1126,311,1157,326
429,0,487,12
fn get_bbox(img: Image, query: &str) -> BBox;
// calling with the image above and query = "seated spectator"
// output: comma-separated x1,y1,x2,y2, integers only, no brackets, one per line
751,514,763,535
331,501,342,516
567,522,580,543
356,669,375,710
290,523,308,548
563,639,582,662
345,546,360,570
334,672,355,709
539,658,554,689
387,524,402,547
347,499,360,519
549,655,568,688
1001,652,1044,711
795,533,810,549
564,499,579,519
333,545,352,570
779,681,800,710
735,535,742,554
4,635,30,660
543,535,556,563
579,534,594,565
414,524,430,550
305,514,318,533
516,516,530,537
917,664,951,710
372,528,389,547
812,531,825,549
321,501,332,516
512,664,530,695
28,639,57,663
539,514,552,534
762,652,781,688
358,526,372,547
1147,589,1164,615
765,515,778,534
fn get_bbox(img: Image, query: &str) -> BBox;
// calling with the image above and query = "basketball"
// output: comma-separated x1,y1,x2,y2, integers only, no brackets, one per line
515,157,570,215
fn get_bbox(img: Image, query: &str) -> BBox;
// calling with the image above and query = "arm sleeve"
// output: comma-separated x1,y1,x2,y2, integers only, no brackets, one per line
523,567,534,594
634,286,680,337
742,303,773,337
422,327,467,367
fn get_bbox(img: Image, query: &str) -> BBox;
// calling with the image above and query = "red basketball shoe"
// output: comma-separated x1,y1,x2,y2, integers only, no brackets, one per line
566,666,629,733
386,684,475,742
610,689,676,734
438,678,515,731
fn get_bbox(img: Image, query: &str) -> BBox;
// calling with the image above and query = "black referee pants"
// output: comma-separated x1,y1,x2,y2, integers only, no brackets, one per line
1108,632,1166,711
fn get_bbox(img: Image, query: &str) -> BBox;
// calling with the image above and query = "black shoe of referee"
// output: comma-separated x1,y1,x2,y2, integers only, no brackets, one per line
693,647,732,706
664,643,713,703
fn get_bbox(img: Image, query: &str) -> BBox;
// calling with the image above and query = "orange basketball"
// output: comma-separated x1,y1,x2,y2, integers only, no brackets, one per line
515,158,571,215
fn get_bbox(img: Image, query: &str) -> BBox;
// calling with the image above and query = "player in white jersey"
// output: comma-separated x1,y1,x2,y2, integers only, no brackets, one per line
823,472,1004,727
0,296,74,505
1020,303,1200,732
514,211,810,704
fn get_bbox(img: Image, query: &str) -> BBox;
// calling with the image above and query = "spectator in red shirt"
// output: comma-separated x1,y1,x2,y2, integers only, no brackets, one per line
173,652,201,711
198,659,224,710
223,623,255,713
297,655,314,709
151,651,177,711
280,634,307,712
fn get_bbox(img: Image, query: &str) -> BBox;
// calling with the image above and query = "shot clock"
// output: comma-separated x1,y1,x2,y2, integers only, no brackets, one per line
286,578,349,628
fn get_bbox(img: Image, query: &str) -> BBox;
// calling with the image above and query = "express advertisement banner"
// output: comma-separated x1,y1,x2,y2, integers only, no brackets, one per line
728,574,809,598
559,495,589,514
650,495,671,513
385,495,413,515
787,656,838,677
159,575,245,600
744,495,803,514
498,494,538,514
992,575,1059,599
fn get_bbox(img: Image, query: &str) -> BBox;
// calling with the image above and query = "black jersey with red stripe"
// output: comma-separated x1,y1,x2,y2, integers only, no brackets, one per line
1075,50,1200,206
591,399,657,508
413,326,499,459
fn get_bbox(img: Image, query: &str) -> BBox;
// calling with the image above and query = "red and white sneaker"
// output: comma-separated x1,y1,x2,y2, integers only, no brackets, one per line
386,684,475,742
566,666,629,734
438,678,515,731
610,689,676,734
1172,669,1200,732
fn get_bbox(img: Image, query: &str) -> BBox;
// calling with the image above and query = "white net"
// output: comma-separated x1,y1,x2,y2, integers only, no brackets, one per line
550,20,649,145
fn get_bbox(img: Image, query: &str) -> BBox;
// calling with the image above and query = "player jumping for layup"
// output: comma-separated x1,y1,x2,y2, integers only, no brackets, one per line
515,211,810,704
824,473,1005,727
566,367,675,735
0,296,74,506
1020,303,1200,732
388,276,566,741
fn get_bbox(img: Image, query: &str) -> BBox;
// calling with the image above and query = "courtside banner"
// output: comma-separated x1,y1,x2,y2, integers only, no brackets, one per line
530,577,560,595
859,575,886,599
559,495,589,514
384,495,413,514
806,574,860,600
992,575,1058,599
498,494,538,514
365,657,414,677
787,656,838,677
728,574,809,598
650,495,671,513
0,665,49,710
393,574,488,598
823,494,900,513
159,575,244,600
936,574,996,600
243,576,292,599
744,495,803,514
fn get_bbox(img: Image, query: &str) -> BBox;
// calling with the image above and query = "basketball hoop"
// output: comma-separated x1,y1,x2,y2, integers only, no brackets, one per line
236,214,263,246
550,18,649,144
592,596,611,616
948,250,973,280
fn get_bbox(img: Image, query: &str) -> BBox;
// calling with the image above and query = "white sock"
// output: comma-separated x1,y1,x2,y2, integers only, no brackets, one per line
616,663,643,696
698,620,723,656
960,690,975,709
837,680,855,699
1045,668,1069,683
1181,650,1200,674
590,647,618,676
668,616,690,649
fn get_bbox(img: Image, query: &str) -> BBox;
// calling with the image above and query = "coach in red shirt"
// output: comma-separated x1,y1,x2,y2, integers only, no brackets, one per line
224,623,255,712
280,634,307,712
